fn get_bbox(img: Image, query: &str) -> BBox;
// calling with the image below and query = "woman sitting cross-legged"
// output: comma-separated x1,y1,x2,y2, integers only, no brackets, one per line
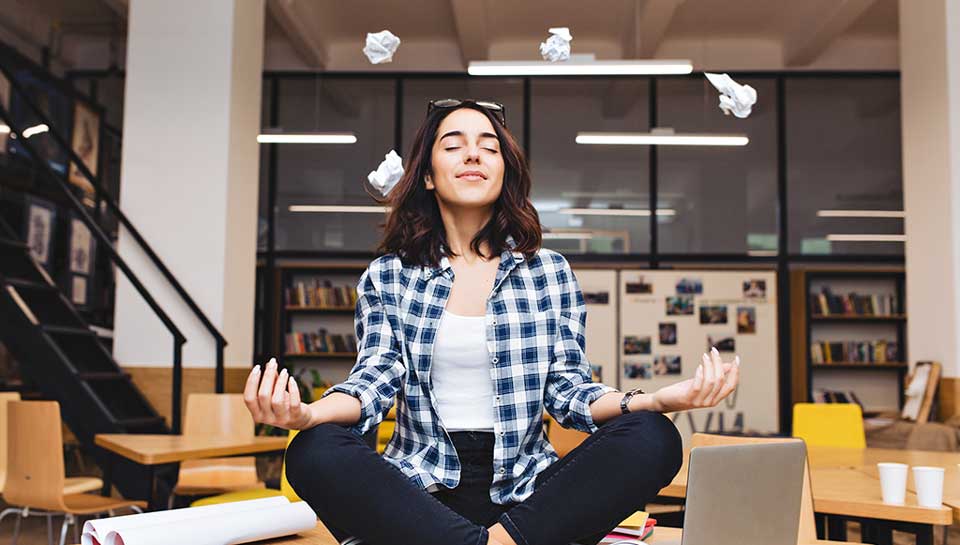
244,98,740,545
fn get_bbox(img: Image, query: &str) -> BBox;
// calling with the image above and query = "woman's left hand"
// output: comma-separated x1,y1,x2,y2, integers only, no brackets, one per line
651,347,740,413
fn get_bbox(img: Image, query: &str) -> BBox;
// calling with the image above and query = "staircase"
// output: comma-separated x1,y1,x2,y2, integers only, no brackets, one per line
0,216,172,500
0,44,226,504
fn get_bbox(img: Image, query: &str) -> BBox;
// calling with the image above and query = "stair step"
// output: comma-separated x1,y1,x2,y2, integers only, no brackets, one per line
42,324,96,337
78,372,129,382
3,277,57,291
116,416,167,430
0,237,28,250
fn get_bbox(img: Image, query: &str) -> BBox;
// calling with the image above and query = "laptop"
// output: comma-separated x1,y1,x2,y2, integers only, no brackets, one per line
655,441,807,545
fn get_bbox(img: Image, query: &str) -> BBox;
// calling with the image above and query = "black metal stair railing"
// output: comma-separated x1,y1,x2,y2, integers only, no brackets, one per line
0,58,228,433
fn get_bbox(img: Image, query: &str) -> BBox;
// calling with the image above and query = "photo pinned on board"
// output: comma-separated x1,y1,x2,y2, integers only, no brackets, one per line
623,335,652,355
659,322,677,345
707,335,736,353
699,304,728,325
665,295,695,315
743,279,767,300
624,363,652,380
584,291,610,305
737,306,756,334
625,278,653,294
653,355,682,375
676,277,703,295
590,364,602,383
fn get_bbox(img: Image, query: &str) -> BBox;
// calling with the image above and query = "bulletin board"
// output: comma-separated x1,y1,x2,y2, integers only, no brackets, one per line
618,270,779,445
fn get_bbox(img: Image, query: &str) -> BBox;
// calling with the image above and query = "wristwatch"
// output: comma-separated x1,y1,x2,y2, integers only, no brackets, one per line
620,387,645,414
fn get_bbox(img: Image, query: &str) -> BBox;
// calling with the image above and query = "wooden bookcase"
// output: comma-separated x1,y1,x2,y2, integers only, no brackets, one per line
261,262,367,386
790,267,907,413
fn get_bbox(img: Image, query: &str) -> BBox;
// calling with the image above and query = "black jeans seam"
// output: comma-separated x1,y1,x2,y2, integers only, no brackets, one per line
498,512,531,545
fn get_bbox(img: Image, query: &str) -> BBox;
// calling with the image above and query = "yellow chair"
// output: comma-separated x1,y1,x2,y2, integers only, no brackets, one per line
792,403,866,448
170,394,264,507
0,401,144,545
191,429,301,507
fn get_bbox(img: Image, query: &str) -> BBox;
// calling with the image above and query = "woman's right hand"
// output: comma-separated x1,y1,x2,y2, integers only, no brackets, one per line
243,357,313,430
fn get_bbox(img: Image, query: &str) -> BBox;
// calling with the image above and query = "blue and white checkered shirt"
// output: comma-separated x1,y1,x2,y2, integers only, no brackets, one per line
324,237,616,504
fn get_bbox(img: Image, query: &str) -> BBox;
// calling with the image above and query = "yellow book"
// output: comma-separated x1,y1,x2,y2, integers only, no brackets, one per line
618,511,649,530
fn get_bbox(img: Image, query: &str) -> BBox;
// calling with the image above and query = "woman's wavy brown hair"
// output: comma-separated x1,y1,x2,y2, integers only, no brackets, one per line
371,102,542,268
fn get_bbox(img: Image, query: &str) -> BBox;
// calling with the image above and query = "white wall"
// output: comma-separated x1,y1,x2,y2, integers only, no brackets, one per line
900,0,960,376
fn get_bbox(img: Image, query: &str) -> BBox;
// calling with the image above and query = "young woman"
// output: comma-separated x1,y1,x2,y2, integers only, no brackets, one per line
244,99,740,545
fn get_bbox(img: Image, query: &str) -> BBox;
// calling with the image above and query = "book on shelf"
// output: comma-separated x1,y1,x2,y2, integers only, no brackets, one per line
285,278,358,309
813,389,864,409
285,328,358,355
810,340,900,364
809,287,898,317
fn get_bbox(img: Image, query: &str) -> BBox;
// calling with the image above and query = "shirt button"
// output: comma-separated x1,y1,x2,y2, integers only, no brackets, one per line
492,357,499,363
495,396,501,402
499,431,505,437
499,467,506,474
492,318,497,325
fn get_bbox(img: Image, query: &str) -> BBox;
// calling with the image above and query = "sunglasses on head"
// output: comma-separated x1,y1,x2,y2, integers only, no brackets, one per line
427,98,507,128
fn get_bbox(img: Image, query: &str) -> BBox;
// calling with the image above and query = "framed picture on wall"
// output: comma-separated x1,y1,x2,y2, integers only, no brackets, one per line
69,215,95,276
67,101,99,200
24,197,57,267
0,72,10,154
71,275,88,306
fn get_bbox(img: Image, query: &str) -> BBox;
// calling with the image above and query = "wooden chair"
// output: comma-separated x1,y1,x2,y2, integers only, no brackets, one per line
1,401,144,545
191,429,301,507
690,433,818,545
169,394,263,506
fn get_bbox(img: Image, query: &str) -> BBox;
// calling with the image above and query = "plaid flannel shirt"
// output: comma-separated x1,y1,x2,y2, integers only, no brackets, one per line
323,237,616,504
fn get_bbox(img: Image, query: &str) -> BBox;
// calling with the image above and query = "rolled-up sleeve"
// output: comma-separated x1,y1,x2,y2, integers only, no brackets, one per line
322,263,406,436
543,256,617,433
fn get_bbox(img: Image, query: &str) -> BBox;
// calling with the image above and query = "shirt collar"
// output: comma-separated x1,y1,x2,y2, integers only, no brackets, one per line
423,235,524,280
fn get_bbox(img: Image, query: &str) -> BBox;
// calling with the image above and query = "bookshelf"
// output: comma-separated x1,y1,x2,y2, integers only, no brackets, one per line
790,268,907,413
274,263,366,385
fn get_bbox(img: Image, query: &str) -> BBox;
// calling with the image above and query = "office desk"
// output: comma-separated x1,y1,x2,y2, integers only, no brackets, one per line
95,434,288,509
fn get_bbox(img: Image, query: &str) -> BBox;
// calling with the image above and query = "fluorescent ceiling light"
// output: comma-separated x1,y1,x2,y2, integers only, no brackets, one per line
747,250,778,257
289,205,389,214
543,232,594,240
22,124,49,138
558,207,676,217
468,59,693,76
0,125,9,134
577,131,748,147
826,234,905,243
257,132,357,144
817,210,905,219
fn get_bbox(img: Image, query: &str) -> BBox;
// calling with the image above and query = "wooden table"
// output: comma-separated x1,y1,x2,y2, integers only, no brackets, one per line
660,447,955,545
95,434,288,509
103,521,854,545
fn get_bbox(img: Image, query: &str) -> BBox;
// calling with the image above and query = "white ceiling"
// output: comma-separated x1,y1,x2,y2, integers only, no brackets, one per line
11,0,902,72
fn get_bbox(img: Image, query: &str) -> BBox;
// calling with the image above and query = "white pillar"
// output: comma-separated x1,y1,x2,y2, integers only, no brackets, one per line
113,0,264,368
900,0,960,376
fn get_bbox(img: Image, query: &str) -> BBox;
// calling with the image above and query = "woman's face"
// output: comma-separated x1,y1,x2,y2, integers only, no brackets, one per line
426,107,505,212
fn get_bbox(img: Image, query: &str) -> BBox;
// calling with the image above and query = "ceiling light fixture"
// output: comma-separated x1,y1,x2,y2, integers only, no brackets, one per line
576,128,748,147
257,132,357,144
557,207,677,217
817,210,905,219
468,59,693,76
22,124,49,138
289,205,389,213
825,234,906,243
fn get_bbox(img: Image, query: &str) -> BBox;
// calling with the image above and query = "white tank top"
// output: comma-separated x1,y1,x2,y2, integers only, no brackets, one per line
429,310,495,432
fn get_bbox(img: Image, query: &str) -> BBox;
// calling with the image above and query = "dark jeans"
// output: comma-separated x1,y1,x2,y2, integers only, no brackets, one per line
285,411,682,545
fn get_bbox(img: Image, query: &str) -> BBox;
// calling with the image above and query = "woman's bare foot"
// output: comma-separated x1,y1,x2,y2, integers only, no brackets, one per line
487,523,517,545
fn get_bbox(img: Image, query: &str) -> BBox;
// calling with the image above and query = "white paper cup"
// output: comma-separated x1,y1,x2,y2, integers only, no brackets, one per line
877,462,908,505
913,466,945,508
